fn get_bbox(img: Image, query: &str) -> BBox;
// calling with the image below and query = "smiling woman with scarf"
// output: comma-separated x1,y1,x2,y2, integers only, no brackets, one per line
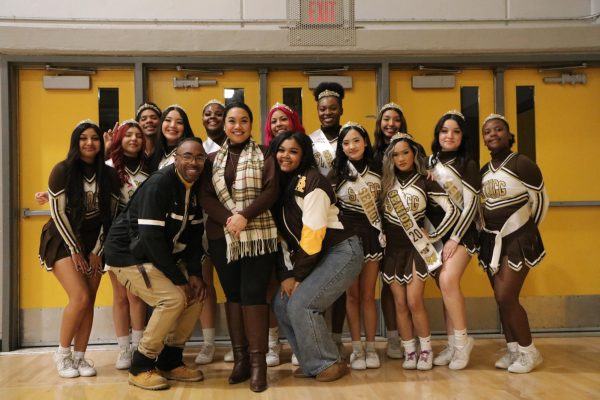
199,102,279,393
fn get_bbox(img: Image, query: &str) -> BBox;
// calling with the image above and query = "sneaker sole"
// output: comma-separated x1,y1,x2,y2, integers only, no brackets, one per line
161,373,204,382
128,379,170,390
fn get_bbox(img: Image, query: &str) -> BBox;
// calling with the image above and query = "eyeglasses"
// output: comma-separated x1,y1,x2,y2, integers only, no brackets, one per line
177,153,207,163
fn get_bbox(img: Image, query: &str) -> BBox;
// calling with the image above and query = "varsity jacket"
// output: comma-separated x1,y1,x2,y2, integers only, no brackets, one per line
104,164,204,285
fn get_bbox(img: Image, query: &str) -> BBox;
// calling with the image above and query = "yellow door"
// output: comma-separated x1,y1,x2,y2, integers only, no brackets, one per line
18,68,135,345
390,69,497,330
147,69,261,142
267,70,378,139
503,68,600,329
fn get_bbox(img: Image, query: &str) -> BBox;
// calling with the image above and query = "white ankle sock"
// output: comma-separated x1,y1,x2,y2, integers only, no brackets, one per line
365,341,376,352
202,328,216,346
131,329,143,350
448,334,456,348
268,327,279,343
117,335,130,349
454,329,468,347
507,341,519,352
519,343,537,353
352,341,363,353
57,345,71,355
419,336,432,352
73,351,85,361
401,338,417,354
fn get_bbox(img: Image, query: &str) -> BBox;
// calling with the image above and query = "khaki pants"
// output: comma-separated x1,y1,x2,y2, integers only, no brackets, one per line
108,263,202,359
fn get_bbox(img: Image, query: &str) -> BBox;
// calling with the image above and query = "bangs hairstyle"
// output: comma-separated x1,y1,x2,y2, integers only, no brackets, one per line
270,131,317,201
333,124,374,184
431,113,474,161
65,121,113,243
373,105,408,160
313,82,345,107
150,105,196,171
224,101,254,123
264,104,305,147
110,121,147,185
380,135,427,202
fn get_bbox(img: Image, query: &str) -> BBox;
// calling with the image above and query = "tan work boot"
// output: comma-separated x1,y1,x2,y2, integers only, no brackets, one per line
316,361,348,382
160,365,204,382
128,369,170,390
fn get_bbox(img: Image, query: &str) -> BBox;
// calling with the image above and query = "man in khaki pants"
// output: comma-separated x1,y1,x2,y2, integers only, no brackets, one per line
105,138,208,390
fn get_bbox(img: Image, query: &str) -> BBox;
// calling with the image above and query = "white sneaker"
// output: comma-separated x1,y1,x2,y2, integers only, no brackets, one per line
417,350,433,371
449,337,474,370
508,349,543,374
194,344,215,365
53,351,79,378
291,353,299,366
266,342,281,367
350,350,366,370
365,350,381,369
495,348,518,369
115,346,132,370
402,351,417,370
433,345,454,366
74,357,97,377
386,339,404,359
223,349,234,363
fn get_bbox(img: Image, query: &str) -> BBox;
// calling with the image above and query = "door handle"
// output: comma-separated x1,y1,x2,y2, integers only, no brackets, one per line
22,208,51,218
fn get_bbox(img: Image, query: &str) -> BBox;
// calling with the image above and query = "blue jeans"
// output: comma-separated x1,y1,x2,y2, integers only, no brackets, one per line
273,235,363,376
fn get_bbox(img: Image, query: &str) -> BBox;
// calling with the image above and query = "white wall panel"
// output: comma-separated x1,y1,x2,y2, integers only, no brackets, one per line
355,0,506,20
243,0,286,19
508,0,591,19
0,0,241,20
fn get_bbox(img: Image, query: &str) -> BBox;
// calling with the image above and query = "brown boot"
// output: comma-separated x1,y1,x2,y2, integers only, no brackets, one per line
243,304,269,392
225,302,250,384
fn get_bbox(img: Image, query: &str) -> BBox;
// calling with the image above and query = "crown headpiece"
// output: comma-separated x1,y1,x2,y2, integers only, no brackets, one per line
483,113,508,125
341,121,366,133
166,104,187,113
136,102,161,117
444,109,465,120
76,119,98,128
317,89,340,100
121,119,141,127
390,132,414,142
203,99,225,110
270,102,293,112
379,102,404,115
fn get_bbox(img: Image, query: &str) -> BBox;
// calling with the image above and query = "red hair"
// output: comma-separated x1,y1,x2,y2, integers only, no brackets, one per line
264,104,305,146
111,122,146,186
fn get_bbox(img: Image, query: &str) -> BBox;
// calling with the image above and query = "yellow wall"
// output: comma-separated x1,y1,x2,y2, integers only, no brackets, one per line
19,69,135,309
147,69,261,143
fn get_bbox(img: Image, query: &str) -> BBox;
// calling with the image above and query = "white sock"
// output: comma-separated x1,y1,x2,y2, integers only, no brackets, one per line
448,335,456,348
131,329,144,350
401,338,417,354
73,351,85,361
419,336,432,352
454,329,468,347
331,332,342,344
57,345,71,356
268,327,279,344
202,328,216,346
518,343,537,354
352,341,363,353
117,335,130,349
365,341,376,352
507,341,519,353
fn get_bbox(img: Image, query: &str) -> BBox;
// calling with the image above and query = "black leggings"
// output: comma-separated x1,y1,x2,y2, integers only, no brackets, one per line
487,257,532,346
209,238,275,305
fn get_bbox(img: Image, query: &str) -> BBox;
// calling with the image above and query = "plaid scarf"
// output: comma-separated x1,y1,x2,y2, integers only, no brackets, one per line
212,140,278,262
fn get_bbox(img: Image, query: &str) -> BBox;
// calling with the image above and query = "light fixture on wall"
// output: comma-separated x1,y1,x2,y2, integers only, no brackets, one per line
412,65,462,89
538,63,587,85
